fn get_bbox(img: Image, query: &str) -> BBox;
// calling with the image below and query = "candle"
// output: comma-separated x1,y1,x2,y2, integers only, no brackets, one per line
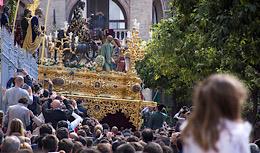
48,33,53,41
127,31,132,38
64,21,68,31
75,36,79,44
54,30,58,39
69,32,73,40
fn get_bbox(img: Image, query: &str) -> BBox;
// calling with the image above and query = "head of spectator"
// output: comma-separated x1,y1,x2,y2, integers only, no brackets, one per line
94,124,103,132
15,75,24,87
86,137,94,147
162,146,173,153
250,143,260,153
42,135,59,152
133,131,141,139
111,126,118,135
142,128,154,143
72,141,83,153
116,143,136,153
143,142,163,153
127,136,139,142
39,123,54,136
182,74,248,152
95,129,102,139
1,136,20,153
255,139,260,149
20,142,33,151
78,136,87,146
35,8,43,18
77,129,87,137
42,89,50,98
80,148,101,153
58,138,74,153
57,120,69,129
18,97,29,105
17,149,33,153
3,6,10,15
112,140,125,152
97,143,112,153
129,142,143,152
56,127,69,140
7,118,25,136
23,9,32,18
69,132,78,140
51,99,62,109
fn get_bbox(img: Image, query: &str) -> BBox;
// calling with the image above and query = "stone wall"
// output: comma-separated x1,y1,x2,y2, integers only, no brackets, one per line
0,28,38,90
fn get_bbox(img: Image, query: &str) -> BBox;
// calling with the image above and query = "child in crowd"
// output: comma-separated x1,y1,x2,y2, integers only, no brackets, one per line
182,74,251,153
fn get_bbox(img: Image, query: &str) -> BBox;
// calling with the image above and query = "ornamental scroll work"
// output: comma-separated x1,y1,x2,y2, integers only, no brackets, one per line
67,95,157,129
39,66,142,100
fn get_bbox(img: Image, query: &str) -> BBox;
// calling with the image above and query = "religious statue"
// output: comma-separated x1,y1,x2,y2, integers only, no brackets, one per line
116,49,126,72
100,35,114,71
22,8,44,53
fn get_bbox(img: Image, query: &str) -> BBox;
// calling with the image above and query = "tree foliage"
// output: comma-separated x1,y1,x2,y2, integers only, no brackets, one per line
136,0,260,122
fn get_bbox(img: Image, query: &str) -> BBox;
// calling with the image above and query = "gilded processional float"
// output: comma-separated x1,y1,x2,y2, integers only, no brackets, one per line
38,1,156,129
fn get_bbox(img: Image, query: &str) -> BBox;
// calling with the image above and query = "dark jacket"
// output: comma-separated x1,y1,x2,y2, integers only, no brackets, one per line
42,99,73,129
149,111,167,130
1,13,9,27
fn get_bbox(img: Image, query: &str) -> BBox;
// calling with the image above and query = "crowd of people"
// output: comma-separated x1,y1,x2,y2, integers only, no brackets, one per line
0,69,259,153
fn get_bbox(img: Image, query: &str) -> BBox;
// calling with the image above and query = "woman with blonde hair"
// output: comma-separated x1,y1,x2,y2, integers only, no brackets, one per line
182,74,251,153
7,118,25,136
7,118,31,144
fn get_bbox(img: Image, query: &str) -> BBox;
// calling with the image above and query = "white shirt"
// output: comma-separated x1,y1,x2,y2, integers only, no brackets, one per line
3,87,33,113
183,119,251,153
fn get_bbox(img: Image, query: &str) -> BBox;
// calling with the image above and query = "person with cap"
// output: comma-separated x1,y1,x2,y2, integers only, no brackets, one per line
2,76,33,113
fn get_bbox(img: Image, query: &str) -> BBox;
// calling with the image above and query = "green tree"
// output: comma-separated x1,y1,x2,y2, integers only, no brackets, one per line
136,0,260,126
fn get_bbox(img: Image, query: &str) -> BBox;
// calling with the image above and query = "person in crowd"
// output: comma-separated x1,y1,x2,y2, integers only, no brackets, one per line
249,143,260,153
6,69,33,89
174,106,190,132
1,136,21,153
143,142,163,153
149,105,168,130
4,98,31,131
42,98,73,128
58,138,74,153
22,8,44,53
0,6,10,28
3,76,33,113
5,118,31,145
21,9,32,43
141,106,154,129
182,74,251,153
116,143,136,153
141,128,154,143
41,134,59,153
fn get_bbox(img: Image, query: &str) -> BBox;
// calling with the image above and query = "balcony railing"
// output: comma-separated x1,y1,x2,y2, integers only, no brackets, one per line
114,29,128,40
0,27,38,88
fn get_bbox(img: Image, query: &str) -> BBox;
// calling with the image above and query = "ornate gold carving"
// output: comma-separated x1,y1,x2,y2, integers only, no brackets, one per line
39,28,157,129
66,95,157,129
